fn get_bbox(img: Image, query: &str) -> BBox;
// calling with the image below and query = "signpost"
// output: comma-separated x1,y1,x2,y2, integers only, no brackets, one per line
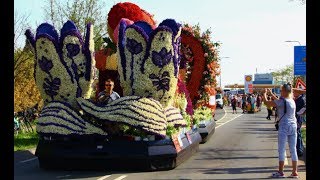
295,78,306,90
294,46,306,75
244,75,253,94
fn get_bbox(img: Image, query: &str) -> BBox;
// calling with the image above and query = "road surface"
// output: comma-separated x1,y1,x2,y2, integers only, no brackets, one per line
14,107,306,180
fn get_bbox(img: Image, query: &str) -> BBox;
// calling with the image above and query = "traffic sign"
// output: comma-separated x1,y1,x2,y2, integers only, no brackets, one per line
294,46,306,75
295,78,306,90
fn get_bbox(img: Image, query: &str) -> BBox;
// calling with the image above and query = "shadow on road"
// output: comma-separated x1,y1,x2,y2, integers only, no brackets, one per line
188,166,278,175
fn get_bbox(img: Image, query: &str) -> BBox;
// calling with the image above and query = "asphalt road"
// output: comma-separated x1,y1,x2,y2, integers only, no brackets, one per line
14,107,306,180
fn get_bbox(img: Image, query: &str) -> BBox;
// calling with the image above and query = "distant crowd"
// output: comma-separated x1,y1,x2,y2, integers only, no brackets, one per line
223,93,263,114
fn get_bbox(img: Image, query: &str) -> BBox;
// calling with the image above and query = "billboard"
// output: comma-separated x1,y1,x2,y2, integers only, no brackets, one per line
254,73,273,82
244,75,253,94
294,46,306,75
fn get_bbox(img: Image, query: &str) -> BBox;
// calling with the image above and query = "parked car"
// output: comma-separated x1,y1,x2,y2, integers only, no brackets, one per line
216,94,224,109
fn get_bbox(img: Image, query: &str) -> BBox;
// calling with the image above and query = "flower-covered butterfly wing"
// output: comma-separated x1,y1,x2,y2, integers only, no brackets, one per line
143,26,180,107
25,23,79,107
118,21,148,96
60,21,95,99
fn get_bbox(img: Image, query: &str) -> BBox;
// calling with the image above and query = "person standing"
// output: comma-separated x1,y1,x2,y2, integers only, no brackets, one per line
237,95,242,108
250,95,256,112
293,88,306,157
265,96,272,120
97,79,121,105
228,94,232,106
242,94,247,114
231,96,237,114
256,94,262,111
262,84,299,178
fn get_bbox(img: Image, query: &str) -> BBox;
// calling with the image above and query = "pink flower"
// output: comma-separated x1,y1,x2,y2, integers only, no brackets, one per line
204,53,208,57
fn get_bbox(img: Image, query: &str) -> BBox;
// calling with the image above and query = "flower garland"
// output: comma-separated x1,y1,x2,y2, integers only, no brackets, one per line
117,19,182,108
25,21,95,109
180,24,221,110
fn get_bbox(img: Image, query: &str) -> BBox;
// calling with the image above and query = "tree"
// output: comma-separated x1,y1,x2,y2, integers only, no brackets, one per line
14,11,42,112
271,65,294,85
44,0,107,50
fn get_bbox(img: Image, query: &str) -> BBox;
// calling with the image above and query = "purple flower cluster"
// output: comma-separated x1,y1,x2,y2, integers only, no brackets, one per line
118,18,181,82
25,20,93,102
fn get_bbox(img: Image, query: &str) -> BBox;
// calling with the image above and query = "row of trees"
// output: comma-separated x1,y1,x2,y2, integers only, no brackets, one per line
14,0,108,112
271,64,305,87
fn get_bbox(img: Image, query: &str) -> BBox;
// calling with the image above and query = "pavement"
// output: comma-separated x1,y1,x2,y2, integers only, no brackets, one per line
14,107,306,180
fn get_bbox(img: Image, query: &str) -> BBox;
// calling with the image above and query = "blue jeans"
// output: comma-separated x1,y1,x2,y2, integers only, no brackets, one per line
296,128,304,155
278,123,298,161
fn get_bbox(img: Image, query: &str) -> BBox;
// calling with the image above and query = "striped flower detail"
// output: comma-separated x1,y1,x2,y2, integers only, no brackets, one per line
77,96,168,137
164,106,186,127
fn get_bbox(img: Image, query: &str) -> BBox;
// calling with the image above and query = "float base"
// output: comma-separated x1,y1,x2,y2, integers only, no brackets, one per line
198,120,216,143
36,131,201,171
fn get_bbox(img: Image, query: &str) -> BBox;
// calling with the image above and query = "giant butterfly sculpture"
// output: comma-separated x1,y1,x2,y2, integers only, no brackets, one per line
25,19,186,139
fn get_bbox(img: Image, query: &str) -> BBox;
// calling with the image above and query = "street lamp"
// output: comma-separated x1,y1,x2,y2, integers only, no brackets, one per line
285,40,301,46
219,57,230,88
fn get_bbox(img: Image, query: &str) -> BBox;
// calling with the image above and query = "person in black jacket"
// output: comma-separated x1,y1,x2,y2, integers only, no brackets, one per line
293,88,306,157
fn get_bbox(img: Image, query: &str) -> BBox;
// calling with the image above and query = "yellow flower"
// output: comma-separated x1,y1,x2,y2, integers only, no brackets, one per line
105,53,118,70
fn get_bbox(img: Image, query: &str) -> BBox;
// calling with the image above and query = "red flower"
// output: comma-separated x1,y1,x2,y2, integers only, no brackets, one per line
95,48,111,71
177,78,194,115
107,2,156,40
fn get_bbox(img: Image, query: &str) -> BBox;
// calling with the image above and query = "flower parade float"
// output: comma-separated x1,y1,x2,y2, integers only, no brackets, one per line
179,24,221,143
25,13,202,170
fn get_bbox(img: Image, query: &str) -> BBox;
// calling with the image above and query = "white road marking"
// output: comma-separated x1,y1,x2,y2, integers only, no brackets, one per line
19,157,38,163
216,114,243,129
113,175,127,180
97,175,111,180
216,108,227,121
56,174,71,178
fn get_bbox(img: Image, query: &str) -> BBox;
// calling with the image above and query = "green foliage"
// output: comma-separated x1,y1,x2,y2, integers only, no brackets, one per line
181,111,192,128
103,37,117,53
174,93,188,112
44,0,107,50
301,127,306,144
193,106,212,125
166,125,178,137
14,131,39,151
119,125,148,138
271,64,294,84
14,48,42,112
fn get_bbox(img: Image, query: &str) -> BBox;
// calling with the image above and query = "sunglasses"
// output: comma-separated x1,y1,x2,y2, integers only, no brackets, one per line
105,84,113,87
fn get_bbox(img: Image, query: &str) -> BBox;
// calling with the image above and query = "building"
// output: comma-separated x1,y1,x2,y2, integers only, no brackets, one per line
224,73,281,94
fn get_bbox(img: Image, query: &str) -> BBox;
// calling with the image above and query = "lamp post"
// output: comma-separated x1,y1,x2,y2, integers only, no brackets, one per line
219,57,230,89
285,40,301,46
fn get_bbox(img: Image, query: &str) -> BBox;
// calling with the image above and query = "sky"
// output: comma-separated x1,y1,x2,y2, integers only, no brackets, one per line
14,0,306,87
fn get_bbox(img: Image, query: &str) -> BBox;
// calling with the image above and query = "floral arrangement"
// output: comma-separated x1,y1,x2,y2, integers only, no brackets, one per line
107,2,156,43
177,78,194,115
25,3,194,140
117,19,181,108
180,24,221,109
105,53,118,70
36,101,107,137
192,106,213,125
164,106,186,128
25,21,95,109
77,96,168,137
